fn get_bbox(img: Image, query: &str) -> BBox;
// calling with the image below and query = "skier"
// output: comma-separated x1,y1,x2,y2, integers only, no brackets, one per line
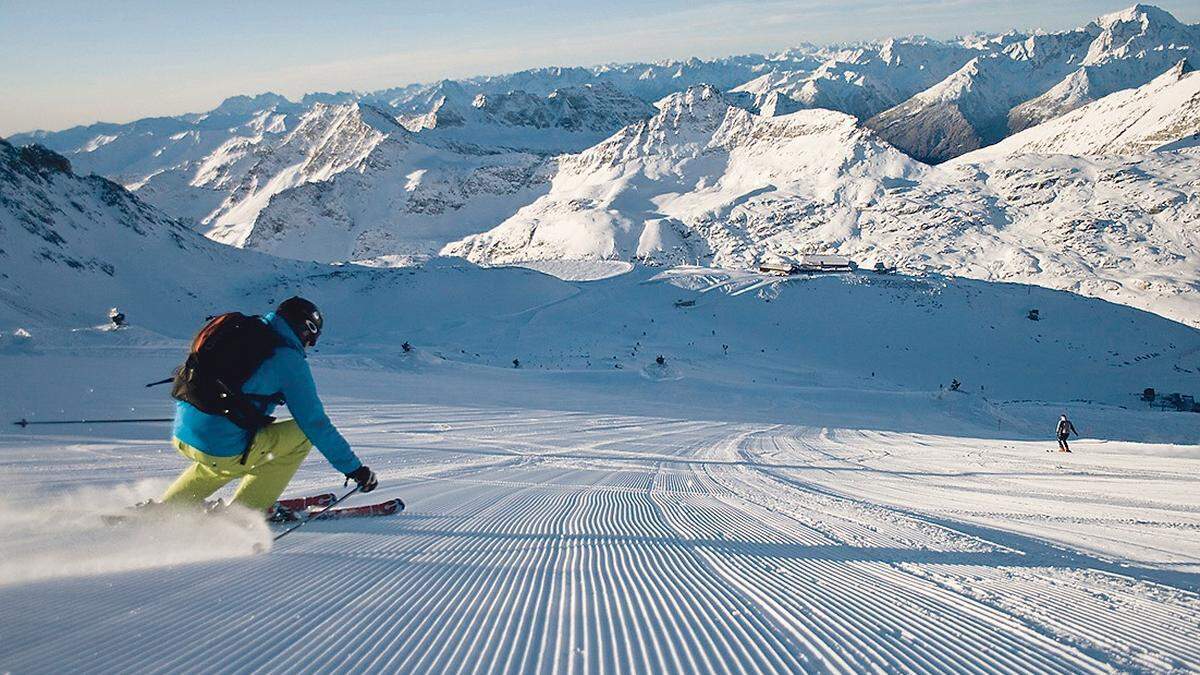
160,297,377,517
1055,413,1079,453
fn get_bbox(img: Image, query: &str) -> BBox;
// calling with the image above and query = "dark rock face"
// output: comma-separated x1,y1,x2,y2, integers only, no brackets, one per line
866,101,983,164
17,144,73,175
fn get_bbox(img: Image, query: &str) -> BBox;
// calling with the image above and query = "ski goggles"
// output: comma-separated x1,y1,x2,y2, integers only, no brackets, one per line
304,311,323,345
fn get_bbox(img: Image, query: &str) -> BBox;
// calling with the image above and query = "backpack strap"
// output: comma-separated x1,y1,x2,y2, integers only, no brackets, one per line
213,379,276,431
230,390,286,465
243,392,286,406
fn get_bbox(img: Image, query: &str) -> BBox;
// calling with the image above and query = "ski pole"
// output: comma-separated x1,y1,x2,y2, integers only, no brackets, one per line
12,417,173,428
273,486,361,542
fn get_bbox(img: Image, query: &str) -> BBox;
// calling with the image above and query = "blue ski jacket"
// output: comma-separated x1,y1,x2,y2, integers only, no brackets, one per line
172,312,361,474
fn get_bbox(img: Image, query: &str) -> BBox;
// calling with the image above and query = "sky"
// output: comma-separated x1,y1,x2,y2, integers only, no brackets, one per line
2,0,1198,136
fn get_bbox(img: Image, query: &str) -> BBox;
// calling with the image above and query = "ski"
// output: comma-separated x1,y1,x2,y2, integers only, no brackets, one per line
107,494,337,525
105,496,403,530
308,497,405,521
275,493,336,511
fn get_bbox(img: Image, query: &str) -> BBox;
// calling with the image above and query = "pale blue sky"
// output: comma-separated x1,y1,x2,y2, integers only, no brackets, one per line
2,0,1197,135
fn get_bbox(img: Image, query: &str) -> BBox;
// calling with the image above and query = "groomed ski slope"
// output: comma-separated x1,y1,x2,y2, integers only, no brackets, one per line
2,266,1199,673
1,395,1198,673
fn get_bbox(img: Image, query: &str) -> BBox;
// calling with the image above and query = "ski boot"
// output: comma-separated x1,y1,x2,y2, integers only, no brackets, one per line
102,499,171,525
266,503,302,523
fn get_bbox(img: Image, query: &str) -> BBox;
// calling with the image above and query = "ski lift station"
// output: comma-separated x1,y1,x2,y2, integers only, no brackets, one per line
758,255,857,276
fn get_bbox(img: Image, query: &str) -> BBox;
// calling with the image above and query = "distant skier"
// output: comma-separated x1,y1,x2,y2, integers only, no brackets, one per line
1055,413,1079,453
108,307,126,328
159,297,377,518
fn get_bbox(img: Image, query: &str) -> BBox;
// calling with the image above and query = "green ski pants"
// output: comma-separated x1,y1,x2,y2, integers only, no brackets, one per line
161,419,313,511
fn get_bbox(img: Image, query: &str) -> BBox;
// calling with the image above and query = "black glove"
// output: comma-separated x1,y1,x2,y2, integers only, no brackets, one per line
345,465,378,493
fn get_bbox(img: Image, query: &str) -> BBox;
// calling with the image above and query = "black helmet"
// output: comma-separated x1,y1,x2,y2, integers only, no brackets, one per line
277,296,323,347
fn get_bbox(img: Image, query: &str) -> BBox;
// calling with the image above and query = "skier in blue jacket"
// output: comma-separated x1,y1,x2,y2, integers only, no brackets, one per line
161,297,377,513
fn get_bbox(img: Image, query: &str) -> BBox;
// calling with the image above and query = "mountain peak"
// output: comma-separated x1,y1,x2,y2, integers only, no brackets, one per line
212,92,293,116
299,91,358,107
654,84,725,112
649,85,729,134
431,79,472,101
1095,4,1181,30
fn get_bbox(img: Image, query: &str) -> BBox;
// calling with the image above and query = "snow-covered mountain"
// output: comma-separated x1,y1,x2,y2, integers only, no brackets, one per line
0,138,281,329
446,86,1200,327
866,5,1200,162
394,81,656,154
12,93,303,189
213,101,563,262
6,3,1200,323
728,38,981,121
3,135,1195,406
186,102,398,247
15,100,558,263
444,85,926,263
953,60,1200,160
13,5,1197,178
6,85,658,262
4,49,823,195
0,137,567,334
422,55,785,105
244,134,553,263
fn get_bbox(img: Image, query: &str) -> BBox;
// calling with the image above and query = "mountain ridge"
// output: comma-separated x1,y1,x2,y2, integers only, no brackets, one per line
865,5,1200,162
953,59,1200,160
